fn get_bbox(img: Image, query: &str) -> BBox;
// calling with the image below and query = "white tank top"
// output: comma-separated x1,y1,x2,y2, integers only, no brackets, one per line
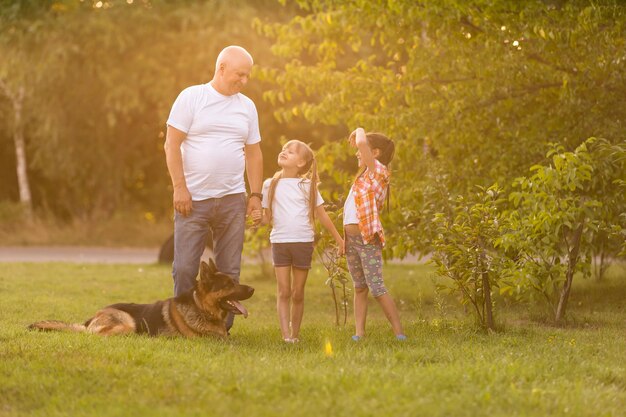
343,188,359,225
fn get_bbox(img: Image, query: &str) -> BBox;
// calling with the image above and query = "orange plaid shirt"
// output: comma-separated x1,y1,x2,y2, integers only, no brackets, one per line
352,159,389,246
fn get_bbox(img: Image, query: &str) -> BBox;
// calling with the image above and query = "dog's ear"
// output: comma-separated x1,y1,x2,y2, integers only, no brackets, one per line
199,261,212,282
199,259,218,281
208,258,218,274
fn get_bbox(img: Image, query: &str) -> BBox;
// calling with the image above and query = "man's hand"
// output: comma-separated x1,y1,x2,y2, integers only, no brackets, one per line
247,197,262,226
164,125,191,216
249,208,263,226
173,186,193,217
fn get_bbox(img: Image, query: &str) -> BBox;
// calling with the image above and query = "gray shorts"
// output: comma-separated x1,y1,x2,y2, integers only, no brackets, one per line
271,242,315,269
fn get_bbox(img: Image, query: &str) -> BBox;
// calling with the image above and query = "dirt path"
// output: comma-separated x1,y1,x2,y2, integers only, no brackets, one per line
0,246,426,264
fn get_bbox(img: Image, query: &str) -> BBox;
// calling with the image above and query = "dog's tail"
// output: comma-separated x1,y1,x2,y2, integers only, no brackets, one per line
28,320,87,333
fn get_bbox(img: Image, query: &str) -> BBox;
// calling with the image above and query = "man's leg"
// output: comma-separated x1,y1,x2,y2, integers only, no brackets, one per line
172,199,213,296
210,193,246,331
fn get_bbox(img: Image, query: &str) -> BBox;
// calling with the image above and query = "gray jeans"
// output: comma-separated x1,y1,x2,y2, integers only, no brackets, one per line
172,192,246,330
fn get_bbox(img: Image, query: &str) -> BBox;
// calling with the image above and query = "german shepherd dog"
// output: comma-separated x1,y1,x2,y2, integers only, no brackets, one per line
29,260,254,338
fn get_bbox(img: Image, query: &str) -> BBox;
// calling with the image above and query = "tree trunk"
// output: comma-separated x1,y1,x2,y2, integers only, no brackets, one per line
342,283,348,326
329,281,339,326
593,243,609,281
0,81,33,220
555,218,585,323
481,263,494,330
593,232,604,281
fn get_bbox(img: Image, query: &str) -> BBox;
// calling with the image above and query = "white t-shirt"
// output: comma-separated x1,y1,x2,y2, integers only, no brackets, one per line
343,188,359,225
262,178,324,243
166,83,261,200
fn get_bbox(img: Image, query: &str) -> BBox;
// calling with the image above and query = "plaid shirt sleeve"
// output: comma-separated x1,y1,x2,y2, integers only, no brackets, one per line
352,160,389,246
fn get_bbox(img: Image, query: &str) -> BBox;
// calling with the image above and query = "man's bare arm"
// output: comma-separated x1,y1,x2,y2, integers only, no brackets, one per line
245,142,263,223
164,125,192,216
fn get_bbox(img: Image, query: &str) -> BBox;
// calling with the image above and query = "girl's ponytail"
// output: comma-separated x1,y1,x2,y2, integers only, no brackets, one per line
307,157,318,226
266,170,282,225
366,133,395,167
365,133,395,211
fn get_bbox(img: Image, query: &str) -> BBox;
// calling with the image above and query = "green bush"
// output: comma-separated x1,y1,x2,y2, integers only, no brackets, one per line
432,185,511,331
500,138,626,323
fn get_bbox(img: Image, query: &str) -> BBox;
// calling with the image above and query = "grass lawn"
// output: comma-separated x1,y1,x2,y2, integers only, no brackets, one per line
0,261,624,417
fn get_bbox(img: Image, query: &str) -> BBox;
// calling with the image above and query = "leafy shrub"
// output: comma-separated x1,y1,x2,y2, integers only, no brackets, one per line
432,185,511,330
500,138,626,323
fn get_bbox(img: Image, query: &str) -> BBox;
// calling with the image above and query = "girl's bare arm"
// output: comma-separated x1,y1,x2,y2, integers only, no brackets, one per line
315,205,345,256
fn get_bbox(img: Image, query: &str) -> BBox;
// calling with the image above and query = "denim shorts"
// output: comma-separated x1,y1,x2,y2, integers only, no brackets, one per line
271,242,315,269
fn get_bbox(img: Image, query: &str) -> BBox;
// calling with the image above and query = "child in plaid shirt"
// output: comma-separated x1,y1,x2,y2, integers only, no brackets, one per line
343,128,406,341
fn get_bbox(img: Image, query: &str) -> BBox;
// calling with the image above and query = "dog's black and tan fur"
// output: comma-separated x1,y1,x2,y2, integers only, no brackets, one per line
29,260,254,338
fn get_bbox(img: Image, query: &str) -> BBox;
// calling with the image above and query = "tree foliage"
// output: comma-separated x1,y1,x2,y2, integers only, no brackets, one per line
257,0,626,256
500,138,625,323
432,185,511,330
0,0,319,220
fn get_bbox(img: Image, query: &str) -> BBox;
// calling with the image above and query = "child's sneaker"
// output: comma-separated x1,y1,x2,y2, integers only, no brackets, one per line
351,335,361,342
396,334,407,341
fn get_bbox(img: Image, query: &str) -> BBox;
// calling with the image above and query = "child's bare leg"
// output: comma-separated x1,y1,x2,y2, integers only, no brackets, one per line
375,293,404,336
275,266,292,339
354,286,369,337
289,267,309,339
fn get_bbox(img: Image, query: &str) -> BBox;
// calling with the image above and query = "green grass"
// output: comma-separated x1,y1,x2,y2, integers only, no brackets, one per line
0,262,625,417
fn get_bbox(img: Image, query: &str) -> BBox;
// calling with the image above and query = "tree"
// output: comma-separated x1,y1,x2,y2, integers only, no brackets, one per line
0,0,308,219
432,185,511,330
0,77,31,219
257,0,626,256
0,0,64,220
500,138,626,323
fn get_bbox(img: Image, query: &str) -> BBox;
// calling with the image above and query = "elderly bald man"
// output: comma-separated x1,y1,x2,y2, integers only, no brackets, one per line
164,45,263,332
